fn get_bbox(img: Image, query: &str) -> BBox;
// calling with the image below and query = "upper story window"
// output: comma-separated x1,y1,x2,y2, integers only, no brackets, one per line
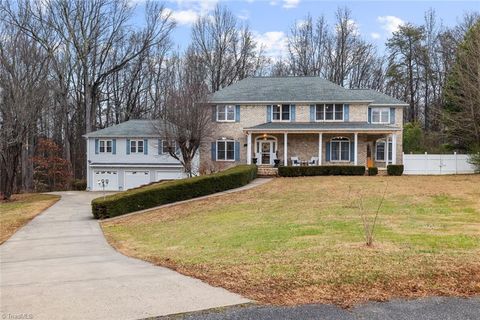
371,108,390,123
316,104,343,121
161,140,177,154
99,140,112,153
272,104,290,121
330,137,350,162
130,140,144,153
216,140,235,161
217,105,235,122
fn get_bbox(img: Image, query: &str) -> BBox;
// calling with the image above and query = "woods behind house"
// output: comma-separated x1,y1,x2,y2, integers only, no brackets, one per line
0,0,479,199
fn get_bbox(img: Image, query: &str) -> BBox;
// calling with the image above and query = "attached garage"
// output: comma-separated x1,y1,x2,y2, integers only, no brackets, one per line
156,169,185,181
92,171,119,191
124,170,150,190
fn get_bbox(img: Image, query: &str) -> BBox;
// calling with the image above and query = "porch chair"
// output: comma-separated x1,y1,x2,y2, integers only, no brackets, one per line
308,157,319,166
291,156,300,166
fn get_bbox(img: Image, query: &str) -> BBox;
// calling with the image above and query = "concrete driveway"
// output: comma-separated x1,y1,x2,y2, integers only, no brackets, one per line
0,192,249,320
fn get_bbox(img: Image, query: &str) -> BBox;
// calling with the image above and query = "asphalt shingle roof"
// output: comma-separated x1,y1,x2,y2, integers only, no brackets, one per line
245,122,401,132
351,89,409,106
83,120,160,138
211,76,408,106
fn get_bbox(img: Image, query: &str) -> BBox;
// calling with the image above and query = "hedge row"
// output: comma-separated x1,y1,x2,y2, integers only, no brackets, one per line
278,165,366,177
387,164,404,176
92,165,257,219
368,167,378,176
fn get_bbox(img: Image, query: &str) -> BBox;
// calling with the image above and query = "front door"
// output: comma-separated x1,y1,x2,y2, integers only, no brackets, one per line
260,141,272,165
366,144,373,167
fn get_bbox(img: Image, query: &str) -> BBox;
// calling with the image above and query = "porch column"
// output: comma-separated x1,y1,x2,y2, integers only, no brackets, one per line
354,132,358,165
247,132,252,165
318,133,323,165
284,132,288,166
385,134,390,166
392,133,397,165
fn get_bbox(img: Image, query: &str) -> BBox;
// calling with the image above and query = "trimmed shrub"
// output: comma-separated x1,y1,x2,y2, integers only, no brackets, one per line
72,179,87,191
387,164,404,176
368,167,378,176
91,165,257,219
278,165,365,177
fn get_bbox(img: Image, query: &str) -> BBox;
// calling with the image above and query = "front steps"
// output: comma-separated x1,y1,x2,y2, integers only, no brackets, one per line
257,166,279,177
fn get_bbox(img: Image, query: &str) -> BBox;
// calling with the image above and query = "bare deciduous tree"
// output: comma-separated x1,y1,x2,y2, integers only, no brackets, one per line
0,29,50,199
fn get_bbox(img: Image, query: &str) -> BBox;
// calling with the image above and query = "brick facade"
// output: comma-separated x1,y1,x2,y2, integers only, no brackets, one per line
201,104,404,170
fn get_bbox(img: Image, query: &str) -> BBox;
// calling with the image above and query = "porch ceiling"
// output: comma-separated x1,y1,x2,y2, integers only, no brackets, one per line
244,121,401,133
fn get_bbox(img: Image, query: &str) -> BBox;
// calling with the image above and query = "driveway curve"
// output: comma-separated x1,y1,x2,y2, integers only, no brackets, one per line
0,192,249,320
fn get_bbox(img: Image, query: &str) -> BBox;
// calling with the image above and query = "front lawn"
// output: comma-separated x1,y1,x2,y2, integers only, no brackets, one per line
0,193,60,244
102,175,480,306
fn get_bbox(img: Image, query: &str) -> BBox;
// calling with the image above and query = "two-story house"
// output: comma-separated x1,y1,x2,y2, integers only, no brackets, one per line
84,120,196,191
204,76,407,169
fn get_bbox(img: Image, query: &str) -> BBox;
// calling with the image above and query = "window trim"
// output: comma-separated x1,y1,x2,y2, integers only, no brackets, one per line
130,139,144,154
161,140,177,155
216,105,236,122
375,139,393,162
99,139,113,153
315,104,344,122
216,139,235,162
371,107,390,124
272,104,291,122
330,137,350,162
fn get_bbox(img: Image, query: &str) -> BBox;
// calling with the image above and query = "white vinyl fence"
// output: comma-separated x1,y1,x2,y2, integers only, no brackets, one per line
403,152,477,175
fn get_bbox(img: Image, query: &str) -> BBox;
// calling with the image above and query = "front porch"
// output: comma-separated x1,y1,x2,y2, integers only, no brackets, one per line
245,126,401,169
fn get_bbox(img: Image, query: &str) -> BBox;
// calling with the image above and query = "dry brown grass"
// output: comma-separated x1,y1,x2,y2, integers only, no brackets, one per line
0,193,60,244
103,175,480,306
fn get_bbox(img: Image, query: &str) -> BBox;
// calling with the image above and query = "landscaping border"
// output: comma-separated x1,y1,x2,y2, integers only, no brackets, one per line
92,165,257,219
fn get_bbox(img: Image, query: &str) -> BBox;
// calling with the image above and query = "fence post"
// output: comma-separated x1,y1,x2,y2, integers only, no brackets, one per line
454,152,458,174
425,152,428,174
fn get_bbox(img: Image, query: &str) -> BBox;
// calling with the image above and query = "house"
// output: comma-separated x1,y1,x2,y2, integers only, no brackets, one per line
83,120,197,191
204,76,407,169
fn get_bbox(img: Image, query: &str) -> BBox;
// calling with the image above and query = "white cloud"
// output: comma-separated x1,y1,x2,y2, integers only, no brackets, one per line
370,32,381,39
163,0,219,26
283,0,300,9
165,8,199,25
254,31,288,58
334,19,360,36
237,9,249,21
377,15,405,35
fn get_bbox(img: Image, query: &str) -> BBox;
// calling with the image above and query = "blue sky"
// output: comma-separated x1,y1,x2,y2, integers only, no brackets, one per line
133,1,479,57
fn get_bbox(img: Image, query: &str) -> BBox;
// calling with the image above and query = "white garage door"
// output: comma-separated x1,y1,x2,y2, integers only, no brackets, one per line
124,171,150,190
156,169,185,181
93,171,118,191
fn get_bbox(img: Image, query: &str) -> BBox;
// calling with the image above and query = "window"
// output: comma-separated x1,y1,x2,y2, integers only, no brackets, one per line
371,108,390,123
162,140,177,154
375,140,392,162
272,104,290,121
330,137,350,161
130,140,144,153
217,105,235,121
99,140,112,153
216,140,235,161
316,104,343,121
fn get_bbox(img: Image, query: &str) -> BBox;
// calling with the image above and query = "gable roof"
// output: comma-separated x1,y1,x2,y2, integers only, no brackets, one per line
211,76,408,106
83,120,159,138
